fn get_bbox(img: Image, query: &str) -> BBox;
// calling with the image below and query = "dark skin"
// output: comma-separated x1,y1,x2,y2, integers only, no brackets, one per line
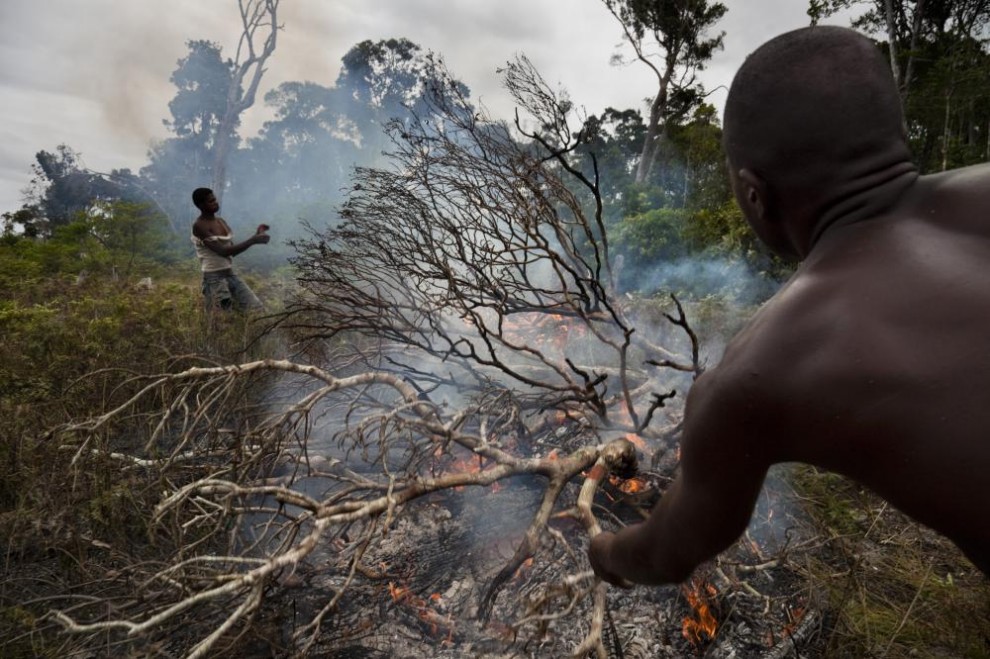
191,192,270,257
590,123,990,584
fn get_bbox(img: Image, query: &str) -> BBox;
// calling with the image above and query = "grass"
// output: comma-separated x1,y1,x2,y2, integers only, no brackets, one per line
1,270,987,658
0,266,290,657
790,466,990,658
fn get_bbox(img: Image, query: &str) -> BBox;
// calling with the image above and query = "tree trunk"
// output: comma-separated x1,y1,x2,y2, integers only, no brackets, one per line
901,0,926,104
211,0,280,202
883,0,902,91
635,64,675,185
941,88,952,171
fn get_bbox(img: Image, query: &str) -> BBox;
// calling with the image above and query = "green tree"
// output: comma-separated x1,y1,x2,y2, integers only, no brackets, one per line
226,38,456,235
809,0,990,171
141,40,236,231
209,0,280,199
85,201,179,276
165,40,237,143
334,38,440,154
16,145,143,237
578,107,647,217
142,1,280,233
234,81,358,221
1,206,43,238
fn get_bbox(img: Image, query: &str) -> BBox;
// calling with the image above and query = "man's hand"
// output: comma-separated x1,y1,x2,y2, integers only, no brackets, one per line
589,531,634,588
256,223,270,234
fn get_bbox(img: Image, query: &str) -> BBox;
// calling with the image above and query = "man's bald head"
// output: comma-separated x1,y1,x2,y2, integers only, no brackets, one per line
724,26,909,192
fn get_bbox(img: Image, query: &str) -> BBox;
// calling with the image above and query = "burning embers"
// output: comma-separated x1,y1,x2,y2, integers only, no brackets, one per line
608,473,648,495
388,581,454,641
435,449,503,493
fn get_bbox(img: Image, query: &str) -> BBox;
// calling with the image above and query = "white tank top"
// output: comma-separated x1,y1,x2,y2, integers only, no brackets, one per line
192,233,234,272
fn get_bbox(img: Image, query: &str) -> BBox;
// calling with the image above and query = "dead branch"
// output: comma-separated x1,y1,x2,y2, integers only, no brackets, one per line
47,55,708,658
212,0,281,198
48,353,656,656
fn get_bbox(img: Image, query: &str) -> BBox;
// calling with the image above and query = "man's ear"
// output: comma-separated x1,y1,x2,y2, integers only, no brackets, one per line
732,167,797,258
735,168,768,221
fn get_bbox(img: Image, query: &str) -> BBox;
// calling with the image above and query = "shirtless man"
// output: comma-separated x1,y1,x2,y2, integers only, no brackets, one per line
589,26,990,585
191,187,270,312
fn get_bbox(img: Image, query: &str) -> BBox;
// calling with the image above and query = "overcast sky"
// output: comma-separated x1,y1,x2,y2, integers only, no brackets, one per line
0,0,857,213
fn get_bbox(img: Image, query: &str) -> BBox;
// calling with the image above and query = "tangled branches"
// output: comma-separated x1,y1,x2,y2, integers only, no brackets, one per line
284,54,700,433
50,359,645,657
46,56,703,657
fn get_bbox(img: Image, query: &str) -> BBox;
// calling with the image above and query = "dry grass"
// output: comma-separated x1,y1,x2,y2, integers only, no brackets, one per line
0,271,285,657
789,466,990,658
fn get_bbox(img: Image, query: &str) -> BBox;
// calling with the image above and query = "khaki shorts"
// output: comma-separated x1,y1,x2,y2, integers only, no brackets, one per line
202,269,263,312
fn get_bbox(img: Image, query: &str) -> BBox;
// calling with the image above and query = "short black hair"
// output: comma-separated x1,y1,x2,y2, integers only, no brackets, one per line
723,26,909,189
192,187,214,209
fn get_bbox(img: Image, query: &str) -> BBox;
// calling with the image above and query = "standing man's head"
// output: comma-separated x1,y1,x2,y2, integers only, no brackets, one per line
723,26,914,259
192,187,219,213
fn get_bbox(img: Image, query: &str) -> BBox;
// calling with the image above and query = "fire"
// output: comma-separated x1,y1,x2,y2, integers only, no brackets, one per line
608,474,647,494
388,581,411,601
513,557,535,581
624,431,648,452
766,604,807,647
681,579,718,646
388,581,454,639
502,311,584,363
438,451,501,493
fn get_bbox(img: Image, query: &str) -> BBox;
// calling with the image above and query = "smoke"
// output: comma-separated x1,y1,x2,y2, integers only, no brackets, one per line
633,253,780,306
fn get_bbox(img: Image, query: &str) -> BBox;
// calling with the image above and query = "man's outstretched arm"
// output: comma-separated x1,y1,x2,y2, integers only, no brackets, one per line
589,371,772,585
194,223,270,258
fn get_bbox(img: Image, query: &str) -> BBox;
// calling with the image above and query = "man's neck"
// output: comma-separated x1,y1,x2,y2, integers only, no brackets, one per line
807,161,919,253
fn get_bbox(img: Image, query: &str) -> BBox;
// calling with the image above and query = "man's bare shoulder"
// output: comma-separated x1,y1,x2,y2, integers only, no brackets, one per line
914,162,990,229
192,216,231,239
924,161,990,193
191,216,209,239
714,275,837,385
685,283,823,411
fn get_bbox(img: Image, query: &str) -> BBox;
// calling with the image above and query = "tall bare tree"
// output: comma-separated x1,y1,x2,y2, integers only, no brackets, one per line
211,0,281,202
601,0,727,184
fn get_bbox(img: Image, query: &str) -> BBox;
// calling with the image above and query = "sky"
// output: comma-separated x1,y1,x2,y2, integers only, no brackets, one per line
0,0,858,214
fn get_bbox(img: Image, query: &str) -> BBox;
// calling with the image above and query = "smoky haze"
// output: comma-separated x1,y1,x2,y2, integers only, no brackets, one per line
0,0,857,216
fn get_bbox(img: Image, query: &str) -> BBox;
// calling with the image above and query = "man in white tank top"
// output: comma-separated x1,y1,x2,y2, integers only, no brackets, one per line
190,187,270,312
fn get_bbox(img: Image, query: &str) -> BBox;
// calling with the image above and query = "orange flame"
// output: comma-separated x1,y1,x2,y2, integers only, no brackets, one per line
764,604,806,647
513,557,535,582
624,431,648,452
441,452,501,494
681,579,718,646
503,311,584,363
608,475,647,494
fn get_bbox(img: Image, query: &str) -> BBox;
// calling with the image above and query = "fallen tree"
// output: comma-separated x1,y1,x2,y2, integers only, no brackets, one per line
46,55,704,657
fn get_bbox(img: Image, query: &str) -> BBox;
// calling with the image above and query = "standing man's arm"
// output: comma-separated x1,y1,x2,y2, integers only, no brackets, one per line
193,220,270,258
589,371,773,585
